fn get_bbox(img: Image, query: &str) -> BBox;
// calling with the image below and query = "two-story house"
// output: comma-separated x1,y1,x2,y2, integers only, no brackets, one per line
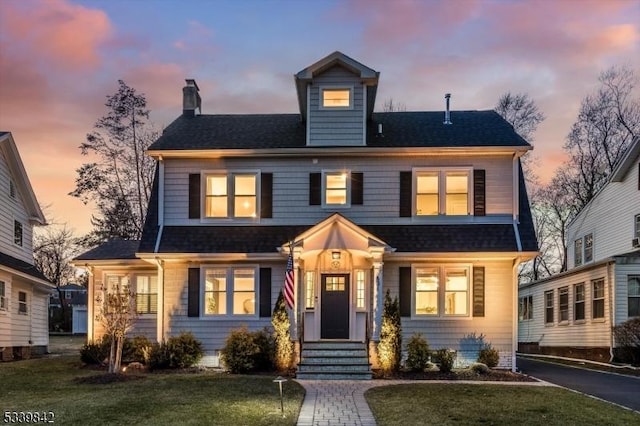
518,136,640,362
0,132,52,361
75,52,538,376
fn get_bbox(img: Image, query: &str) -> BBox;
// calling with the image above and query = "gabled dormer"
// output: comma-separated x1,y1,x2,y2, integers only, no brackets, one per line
295,51,380,146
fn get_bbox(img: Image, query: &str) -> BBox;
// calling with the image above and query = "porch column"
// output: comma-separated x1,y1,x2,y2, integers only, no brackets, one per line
156,259,164,343
290,251,300,341
371,261,384,341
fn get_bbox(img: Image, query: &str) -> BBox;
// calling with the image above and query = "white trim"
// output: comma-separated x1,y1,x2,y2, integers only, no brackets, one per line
362,82,367,146
200,169,261,222
411,263,472,319
412,167,473,217
318,85,354,110
200,264,259,319
321,169,352,209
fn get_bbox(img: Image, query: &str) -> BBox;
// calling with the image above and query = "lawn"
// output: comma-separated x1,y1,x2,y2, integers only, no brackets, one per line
366,383,640,426
1,356,305,426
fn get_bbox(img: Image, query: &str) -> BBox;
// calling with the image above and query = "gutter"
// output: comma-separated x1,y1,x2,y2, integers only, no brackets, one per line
153,158,165,254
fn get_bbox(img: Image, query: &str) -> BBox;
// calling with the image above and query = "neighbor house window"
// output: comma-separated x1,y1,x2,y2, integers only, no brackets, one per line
0,281,6,310
519,295,533,320
545,290,554,324
415,266,469,316
574,283,585,321
135,275,158,314
628,275,640,317
18,291,27,314
321,88,351,108
355,270,366,310
9,180,16,198
324,171,348,206
559,286,569,323
584,234,593,263
204,173,257,218
14,220,23,246
305,271,315,309
415,169,470,216
592,279,605,319
204,267,256,316
635,214,640,238
574,238,583,266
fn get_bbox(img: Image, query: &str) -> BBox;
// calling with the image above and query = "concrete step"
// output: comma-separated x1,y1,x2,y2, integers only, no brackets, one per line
301,356,369,365
297,341,372,380
296,371,373,380
297,363,371,373
302,341,366,350
301,349,367,357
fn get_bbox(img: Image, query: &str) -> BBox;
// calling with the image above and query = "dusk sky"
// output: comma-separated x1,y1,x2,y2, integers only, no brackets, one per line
1,0,639,236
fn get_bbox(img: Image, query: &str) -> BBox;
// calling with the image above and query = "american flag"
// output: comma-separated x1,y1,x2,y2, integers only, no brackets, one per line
283,247,295,310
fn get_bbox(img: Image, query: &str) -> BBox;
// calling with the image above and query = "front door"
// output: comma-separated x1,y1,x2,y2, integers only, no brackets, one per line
321,274,350,339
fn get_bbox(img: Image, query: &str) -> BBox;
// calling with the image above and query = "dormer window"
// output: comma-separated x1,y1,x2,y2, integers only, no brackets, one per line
321,87,352,109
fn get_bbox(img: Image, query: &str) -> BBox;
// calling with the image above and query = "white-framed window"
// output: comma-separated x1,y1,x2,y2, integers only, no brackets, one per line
355,270,366,310
321,87,352,109
414,169,471,216
592,279,605,319
323,170,350,207
203,267,256,316
18,291,27,315
574,238,583,267
544,290,554,324
414,265,470,317
574,283,585,321
635,214,640,238
559,286,569,323
628,275,640,317
584,234,593,263
135,275,158,314
204,172,258,219
14,220,23,246
304,271,315,309
519,295,533,320
0,281,6,310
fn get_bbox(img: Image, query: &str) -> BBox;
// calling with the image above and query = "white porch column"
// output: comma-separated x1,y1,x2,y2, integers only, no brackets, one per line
290,251,300,341
86,266,94,341
156,259,165,343
371,260,384,341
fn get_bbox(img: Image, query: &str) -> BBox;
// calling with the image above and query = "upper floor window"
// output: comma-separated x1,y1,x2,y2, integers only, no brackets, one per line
309,171,362,208
629,275,640,317
204,267,256,316
635,214,640,238
414,265,470,317
321,88,351,108
519,295,533,320
136,275,158,314
592,279,605,319
559,286,569,323
9,179,16,198
415,169,470,216
18,291,28,314
204,173,257,218
584,234,593,263
574,283,585,321
0,281,6,310
544,290,554,324
14,221,23,246
574,238,583,267
325,171,348,206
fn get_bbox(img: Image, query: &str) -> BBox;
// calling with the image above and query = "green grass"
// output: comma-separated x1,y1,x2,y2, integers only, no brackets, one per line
1,356,305,426
366,384,640,426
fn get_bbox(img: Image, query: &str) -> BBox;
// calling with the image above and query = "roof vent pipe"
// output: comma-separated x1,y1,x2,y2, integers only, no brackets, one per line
444,93,452,125
378,123,383,135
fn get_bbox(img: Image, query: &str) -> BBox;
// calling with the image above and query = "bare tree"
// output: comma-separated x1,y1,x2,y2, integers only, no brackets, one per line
382,98,406,112
70,80,158,246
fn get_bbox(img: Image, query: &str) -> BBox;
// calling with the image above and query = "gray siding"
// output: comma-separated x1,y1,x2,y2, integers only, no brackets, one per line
614,259,640,324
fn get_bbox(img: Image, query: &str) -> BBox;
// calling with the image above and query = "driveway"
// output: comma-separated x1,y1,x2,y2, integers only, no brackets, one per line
48,334,86,356
517,356,640,412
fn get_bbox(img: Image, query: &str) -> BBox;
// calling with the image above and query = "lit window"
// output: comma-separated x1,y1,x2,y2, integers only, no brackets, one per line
204,268,257,316
136,275,158,314
544,290,554,324
519,295,533,321
415,169,470,216
14,221,22,246
574,239,583,267
205,269,227,315
559,287,569,322
415,266,470,317
18,291,27,314
305,271,315,309
205,173,257,218
322,88,350,108
628,275,640,317
325,172,348,205
325,276,345,291
233,269,255,315
0,281,6,310
592,279,605,319
356,270,366,309
584,234,593,263
574,283,585,321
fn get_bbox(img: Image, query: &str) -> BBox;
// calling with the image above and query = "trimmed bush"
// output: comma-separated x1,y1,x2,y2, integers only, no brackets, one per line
130,335,153,364
434,348,455,373
378,289,402,374
612,317,640,365
148,332,204,370
272,291,293,372
470,362,490,374
80,340,107,365
251,328,275,372
405,333,430,372
478,344,500,368
220,326,261,373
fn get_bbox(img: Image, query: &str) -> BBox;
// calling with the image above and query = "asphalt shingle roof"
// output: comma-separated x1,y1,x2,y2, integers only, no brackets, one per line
74,239,140,261
0,252,50,282
148,110,530,151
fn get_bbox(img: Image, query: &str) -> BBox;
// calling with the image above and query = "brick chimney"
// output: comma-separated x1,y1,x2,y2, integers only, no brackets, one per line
183,79,201,117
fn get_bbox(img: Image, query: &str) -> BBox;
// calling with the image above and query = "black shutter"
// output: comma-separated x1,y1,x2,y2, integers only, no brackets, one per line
399,171,412,217
399,267,412,317
473,266,485,317
260,173,273,218
188,174,201,219
187,268,200,317
351,172,363,205
473,169,486,217
259,268,272,317
309,173,321,205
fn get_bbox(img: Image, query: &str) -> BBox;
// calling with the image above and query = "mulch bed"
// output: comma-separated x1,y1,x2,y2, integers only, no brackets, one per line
375,369,537,382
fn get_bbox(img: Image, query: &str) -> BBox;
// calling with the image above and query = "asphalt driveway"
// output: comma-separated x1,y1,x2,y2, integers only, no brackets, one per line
517,356,640,412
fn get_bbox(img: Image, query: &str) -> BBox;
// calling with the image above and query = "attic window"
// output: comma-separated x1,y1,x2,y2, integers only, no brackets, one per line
322,88,351,108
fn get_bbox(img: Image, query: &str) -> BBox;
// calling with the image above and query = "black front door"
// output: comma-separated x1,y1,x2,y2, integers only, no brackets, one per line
321,274,349,339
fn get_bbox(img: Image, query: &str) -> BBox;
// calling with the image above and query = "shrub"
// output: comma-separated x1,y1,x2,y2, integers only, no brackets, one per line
130,335,154,364
251,328,275,372
378,290,402,374
612,317,640,365
434,348,455,373
220,326,261,373
148,341,171,370
470,362,490,374
148,332,204,370
405,333,430,372
80,340,107,365
271,291,293,372
477,344,500,368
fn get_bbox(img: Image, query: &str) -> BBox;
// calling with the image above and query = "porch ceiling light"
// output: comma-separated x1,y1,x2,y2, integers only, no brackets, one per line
332,251,341,260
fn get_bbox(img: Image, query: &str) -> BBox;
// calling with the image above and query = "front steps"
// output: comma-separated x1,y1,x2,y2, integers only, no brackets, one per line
296,341,372,380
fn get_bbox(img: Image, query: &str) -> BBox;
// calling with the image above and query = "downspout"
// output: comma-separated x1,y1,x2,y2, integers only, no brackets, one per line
608,260,616,362
154,158,165,254
512,257,520,372
85,266,94,341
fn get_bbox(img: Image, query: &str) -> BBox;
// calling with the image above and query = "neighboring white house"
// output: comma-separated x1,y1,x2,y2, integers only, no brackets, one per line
0,132,53,361
518,136,640,362
75,52,538,376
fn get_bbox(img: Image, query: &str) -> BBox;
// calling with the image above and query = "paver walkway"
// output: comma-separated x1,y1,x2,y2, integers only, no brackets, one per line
294,379,552,426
